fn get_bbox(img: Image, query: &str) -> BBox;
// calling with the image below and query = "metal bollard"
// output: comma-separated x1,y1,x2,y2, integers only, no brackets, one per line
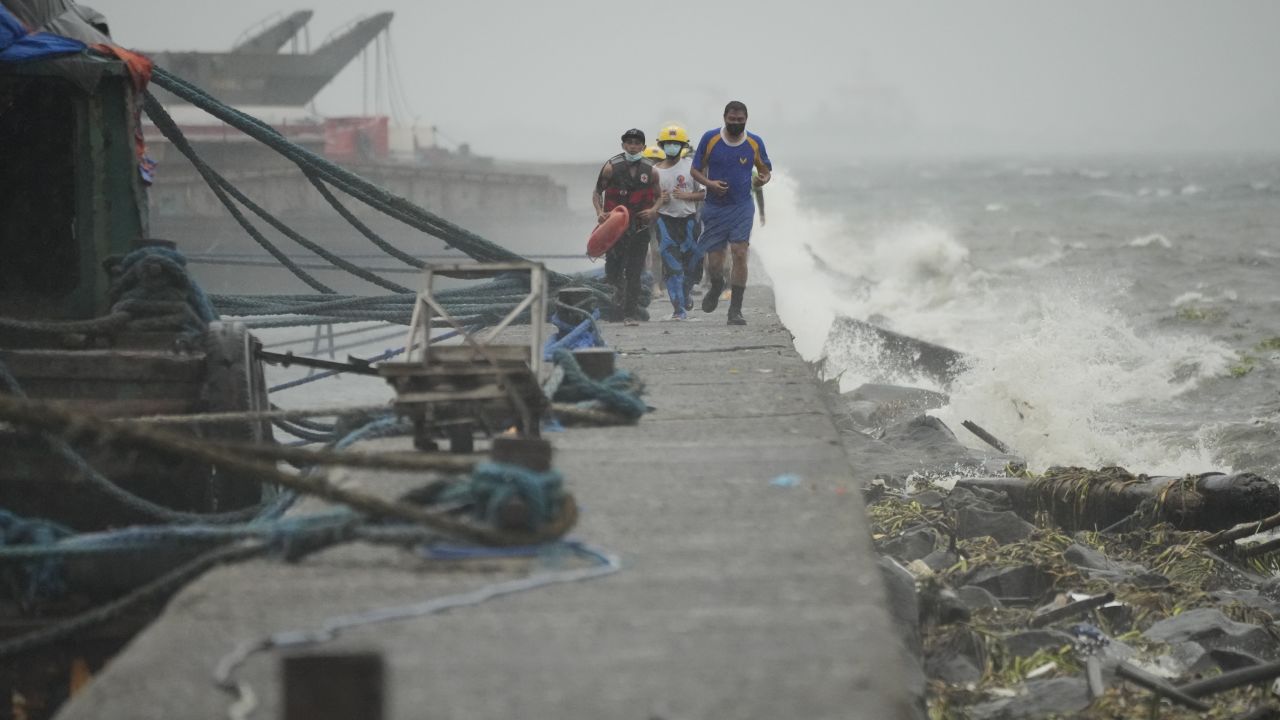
490,436,553,472
571,348,615,381
488,436,556,531
556,286,596,311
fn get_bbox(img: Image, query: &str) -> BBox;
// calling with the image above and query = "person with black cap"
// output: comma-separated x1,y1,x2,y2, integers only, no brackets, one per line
593,128,662,324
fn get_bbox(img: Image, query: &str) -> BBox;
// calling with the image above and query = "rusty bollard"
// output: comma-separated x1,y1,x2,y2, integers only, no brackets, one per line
571,348,615,381
488,436,555,531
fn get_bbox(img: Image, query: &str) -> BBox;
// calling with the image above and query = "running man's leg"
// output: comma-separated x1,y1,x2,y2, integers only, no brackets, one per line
701,247,729,313
697,206,735,314
655,216,687,317
604,244,624,321
664,274,685,317
680,217,700,311
727,241,750,324
723,205,757,325
682,254,701,309
729,241,750,287
621,230,650,321
682,264,699,309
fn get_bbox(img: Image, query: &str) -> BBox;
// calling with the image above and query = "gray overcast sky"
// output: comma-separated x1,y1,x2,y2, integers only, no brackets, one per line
93,0,1280,161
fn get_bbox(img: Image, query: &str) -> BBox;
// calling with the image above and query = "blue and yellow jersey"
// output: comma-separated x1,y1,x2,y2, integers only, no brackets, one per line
692,128,772,207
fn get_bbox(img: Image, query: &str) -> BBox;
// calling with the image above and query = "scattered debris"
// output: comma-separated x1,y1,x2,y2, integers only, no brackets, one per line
864,448,1280,718
957,467,1279,532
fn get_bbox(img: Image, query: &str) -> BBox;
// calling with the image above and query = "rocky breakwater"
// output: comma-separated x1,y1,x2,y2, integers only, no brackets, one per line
815,322,1280,719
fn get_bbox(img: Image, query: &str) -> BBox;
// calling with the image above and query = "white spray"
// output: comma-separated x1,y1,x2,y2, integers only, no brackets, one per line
753,173,1237,474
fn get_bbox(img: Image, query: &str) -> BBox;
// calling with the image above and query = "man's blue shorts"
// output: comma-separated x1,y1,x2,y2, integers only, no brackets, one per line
697,201,755,255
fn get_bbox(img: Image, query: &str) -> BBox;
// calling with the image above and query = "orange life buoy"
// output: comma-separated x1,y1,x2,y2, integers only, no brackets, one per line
587,206,630,258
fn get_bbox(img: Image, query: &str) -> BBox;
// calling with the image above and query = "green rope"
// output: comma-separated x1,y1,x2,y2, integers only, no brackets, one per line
141,92,335,294
148,69,538,272
550,348,647,420
141,65,620,324
305,172,425,269
435,462,565,532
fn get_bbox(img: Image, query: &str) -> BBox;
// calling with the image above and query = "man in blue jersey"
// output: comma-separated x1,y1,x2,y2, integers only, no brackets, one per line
689,100,771,325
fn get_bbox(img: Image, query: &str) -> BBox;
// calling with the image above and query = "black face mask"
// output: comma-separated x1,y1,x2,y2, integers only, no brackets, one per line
725,122,746,136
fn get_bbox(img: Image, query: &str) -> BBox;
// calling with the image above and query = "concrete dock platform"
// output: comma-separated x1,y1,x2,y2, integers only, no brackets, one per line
56,288,918,720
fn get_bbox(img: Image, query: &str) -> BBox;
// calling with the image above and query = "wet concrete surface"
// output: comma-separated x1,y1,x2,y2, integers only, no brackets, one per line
56,287,917,720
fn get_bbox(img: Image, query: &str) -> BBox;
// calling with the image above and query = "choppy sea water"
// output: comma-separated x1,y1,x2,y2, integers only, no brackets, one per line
753,157,1280,477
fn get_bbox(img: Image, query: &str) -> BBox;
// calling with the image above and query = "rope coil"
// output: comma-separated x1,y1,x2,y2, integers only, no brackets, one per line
549,348,647,422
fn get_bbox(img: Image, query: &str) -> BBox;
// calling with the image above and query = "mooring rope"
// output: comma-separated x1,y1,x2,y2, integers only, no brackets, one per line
128,404,396,426
214,541,620,720
146,72,532,270
549,348,647,421
0,393,577,547
304,172,426,269
141,93,335,294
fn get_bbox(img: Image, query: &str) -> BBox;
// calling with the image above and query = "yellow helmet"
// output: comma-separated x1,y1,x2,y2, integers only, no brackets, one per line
642,145,665,160
658,124,689,144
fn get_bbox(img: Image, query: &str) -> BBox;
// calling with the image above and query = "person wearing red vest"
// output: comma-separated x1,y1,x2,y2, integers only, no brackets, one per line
593,128,662,324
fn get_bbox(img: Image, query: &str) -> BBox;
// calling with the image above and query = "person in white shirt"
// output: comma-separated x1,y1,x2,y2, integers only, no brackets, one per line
652,124,706,320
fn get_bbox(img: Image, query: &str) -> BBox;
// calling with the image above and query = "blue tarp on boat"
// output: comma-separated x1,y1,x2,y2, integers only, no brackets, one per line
0,2,86,63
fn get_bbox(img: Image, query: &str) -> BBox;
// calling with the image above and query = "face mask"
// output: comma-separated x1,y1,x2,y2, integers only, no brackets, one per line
624,151,644,162
663,143,682,157
725,122,746,136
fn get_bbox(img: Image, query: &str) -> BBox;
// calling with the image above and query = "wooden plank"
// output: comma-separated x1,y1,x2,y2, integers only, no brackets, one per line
0,349,206,382
31,397,199,418
393,387,509,404
381,365,531,378
382,369,536,395
16,378,202,401
380,361,531,379
0,436,214,531
427,345,531,363
0,439,201,480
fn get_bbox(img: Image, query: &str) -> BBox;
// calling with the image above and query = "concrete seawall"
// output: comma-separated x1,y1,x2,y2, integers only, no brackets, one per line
56,288,917,720
148,162,568,221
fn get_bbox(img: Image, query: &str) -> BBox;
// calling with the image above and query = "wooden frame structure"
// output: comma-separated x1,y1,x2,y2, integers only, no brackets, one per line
381,262,549,452
403,262,548,379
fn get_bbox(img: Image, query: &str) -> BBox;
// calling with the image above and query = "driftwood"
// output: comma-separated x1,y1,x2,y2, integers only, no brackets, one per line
961,420,1013,454
956,467,1279,533
1205,507,1280,547
1177,658,1280,698
1115,662,1211,712
1027,592,1114,628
